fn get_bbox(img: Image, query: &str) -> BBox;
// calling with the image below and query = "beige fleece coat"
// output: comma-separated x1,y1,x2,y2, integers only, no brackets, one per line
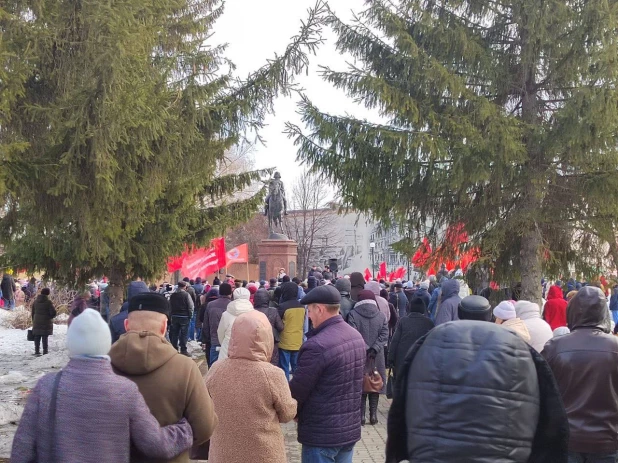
502,317,532,343
205,311,297,463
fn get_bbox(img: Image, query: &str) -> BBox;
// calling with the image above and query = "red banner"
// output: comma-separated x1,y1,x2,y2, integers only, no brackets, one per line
364,268,372,282
179,238,226,279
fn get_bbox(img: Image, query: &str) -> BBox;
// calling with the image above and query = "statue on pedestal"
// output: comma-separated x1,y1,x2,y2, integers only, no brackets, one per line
264,171,288,237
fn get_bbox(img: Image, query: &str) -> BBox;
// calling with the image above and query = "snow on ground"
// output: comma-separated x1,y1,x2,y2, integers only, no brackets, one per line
0,308,69,457
0,308,205,457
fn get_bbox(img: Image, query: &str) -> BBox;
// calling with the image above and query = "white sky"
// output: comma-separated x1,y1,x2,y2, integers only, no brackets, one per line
213,0,377,187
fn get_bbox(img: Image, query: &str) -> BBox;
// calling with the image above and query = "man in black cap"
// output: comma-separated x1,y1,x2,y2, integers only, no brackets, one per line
458,295,492,321
289,285,366,463
109,293,218,463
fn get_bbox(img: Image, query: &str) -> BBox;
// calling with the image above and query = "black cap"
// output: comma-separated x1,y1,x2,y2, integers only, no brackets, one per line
458,295,492,321
300,285,341,305
394,283,403,289
128,293,170,316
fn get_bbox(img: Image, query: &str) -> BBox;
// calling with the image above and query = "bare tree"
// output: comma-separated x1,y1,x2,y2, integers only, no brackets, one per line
284,170,341,278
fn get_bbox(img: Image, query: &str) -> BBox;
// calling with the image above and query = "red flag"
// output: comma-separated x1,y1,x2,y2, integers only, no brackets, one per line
395,266,407,280
181,238,226,279
226,243,248,265
412,238,432,267
388,271,396,282
378,262,387,280
364,268,372,282
167,246,189,273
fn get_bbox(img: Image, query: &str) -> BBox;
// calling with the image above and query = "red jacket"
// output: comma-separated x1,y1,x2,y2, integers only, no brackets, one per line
543,285,568,331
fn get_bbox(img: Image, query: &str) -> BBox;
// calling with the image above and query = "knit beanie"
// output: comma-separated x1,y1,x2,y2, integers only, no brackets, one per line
358,290,376,302
233,287,251,300
493,300,516,321
419,280,430,290
66,308,112,357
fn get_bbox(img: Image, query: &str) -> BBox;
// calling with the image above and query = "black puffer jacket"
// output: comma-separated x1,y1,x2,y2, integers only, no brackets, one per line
543,286,618,454
386,321,569,463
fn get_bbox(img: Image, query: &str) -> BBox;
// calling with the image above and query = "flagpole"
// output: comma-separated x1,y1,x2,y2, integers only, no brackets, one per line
246,261,250,281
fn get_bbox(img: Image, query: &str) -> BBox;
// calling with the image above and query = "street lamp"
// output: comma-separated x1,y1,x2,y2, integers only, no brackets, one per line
370,242,375,279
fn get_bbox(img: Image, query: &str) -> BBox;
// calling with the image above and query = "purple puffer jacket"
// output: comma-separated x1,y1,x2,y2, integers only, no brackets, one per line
11,357,193,463
289,315,366,447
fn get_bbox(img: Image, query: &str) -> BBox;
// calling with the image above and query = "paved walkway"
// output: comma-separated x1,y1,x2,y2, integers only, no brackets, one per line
282,397,390,463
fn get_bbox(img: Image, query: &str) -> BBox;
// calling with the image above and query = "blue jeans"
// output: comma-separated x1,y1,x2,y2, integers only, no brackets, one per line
209,345,220,366
170,316,190,354
568,452,618,463
302,445,354,463
278,349,298,381
188,312,197,341
2,298,15,310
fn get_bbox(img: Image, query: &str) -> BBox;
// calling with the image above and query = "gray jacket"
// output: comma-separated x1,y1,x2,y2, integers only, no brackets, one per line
348,299,389,394
434,279,462,326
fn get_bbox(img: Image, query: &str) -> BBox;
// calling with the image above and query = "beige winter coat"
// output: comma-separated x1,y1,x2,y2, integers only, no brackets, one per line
205,311,297,463
502,317,532,343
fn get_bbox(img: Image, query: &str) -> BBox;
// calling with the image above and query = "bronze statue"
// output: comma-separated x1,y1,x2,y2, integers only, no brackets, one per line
264,172,288,235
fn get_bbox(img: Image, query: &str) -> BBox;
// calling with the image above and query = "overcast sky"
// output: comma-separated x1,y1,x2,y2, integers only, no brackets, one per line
213,0,377,188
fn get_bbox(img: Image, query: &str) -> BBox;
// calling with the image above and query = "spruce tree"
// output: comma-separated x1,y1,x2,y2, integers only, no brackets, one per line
0,0,324,314
287,0,618,303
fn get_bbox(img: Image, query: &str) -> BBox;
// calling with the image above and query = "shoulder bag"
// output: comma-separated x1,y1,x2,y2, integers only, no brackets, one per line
362,355,384,393
49,370,64,462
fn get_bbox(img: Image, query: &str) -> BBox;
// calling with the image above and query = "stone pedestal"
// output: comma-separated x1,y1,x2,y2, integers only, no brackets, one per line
258,239,298,281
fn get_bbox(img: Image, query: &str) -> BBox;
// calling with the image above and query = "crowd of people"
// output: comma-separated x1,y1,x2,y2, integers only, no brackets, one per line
7,265,618,463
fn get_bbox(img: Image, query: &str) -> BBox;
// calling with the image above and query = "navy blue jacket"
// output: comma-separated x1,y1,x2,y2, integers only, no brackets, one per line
109,281,149,343
289,315,365,447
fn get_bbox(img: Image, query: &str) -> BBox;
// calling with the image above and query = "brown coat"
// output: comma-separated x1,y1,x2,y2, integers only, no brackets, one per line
205,311,297,463
109,331,218,463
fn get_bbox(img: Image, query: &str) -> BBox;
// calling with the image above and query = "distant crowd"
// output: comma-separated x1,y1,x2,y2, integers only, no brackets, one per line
6,265,618,463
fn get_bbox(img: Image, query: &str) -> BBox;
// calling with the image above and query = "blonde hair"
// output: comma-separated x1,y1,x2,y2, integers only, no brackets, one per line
127,310,167,334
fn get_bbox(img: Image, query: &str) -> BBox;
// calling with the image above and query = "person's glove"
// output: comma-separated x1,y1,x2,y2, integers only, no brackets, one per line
367,348,377,359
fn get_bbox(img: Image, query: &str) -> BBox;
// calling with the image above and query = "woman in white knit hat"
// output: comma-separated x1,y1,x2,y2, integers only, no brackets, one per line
493,300,531,343
12,309,194,463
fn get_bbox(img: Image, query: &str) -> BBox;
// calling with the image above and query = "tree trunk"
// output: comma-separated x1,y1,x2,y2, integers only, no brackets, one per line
107,267,125,318
520,225,543,306
608,240,618,275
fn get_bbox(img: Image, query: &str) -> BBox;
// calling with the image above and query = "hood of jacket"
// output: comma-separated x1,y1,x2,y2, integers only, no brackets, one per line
253,288,270,308
353,299,380,318
335,278,352,294
567,286,611,332
228,311,273,362
364,281,382,296
502,318,531,343
515,300,542,320
109,331,177,376
127,281,150,301
547,285,563,301
440,279,459,301
349,272,365,288
280,282,299,303
226,297,254,316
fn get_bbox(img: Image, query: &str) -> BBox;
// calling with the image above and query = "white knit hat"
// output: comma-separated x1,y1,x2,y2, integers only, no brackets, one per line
66,308,112,357
419,280,430,290
233,287,251,300
493,301,516,321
